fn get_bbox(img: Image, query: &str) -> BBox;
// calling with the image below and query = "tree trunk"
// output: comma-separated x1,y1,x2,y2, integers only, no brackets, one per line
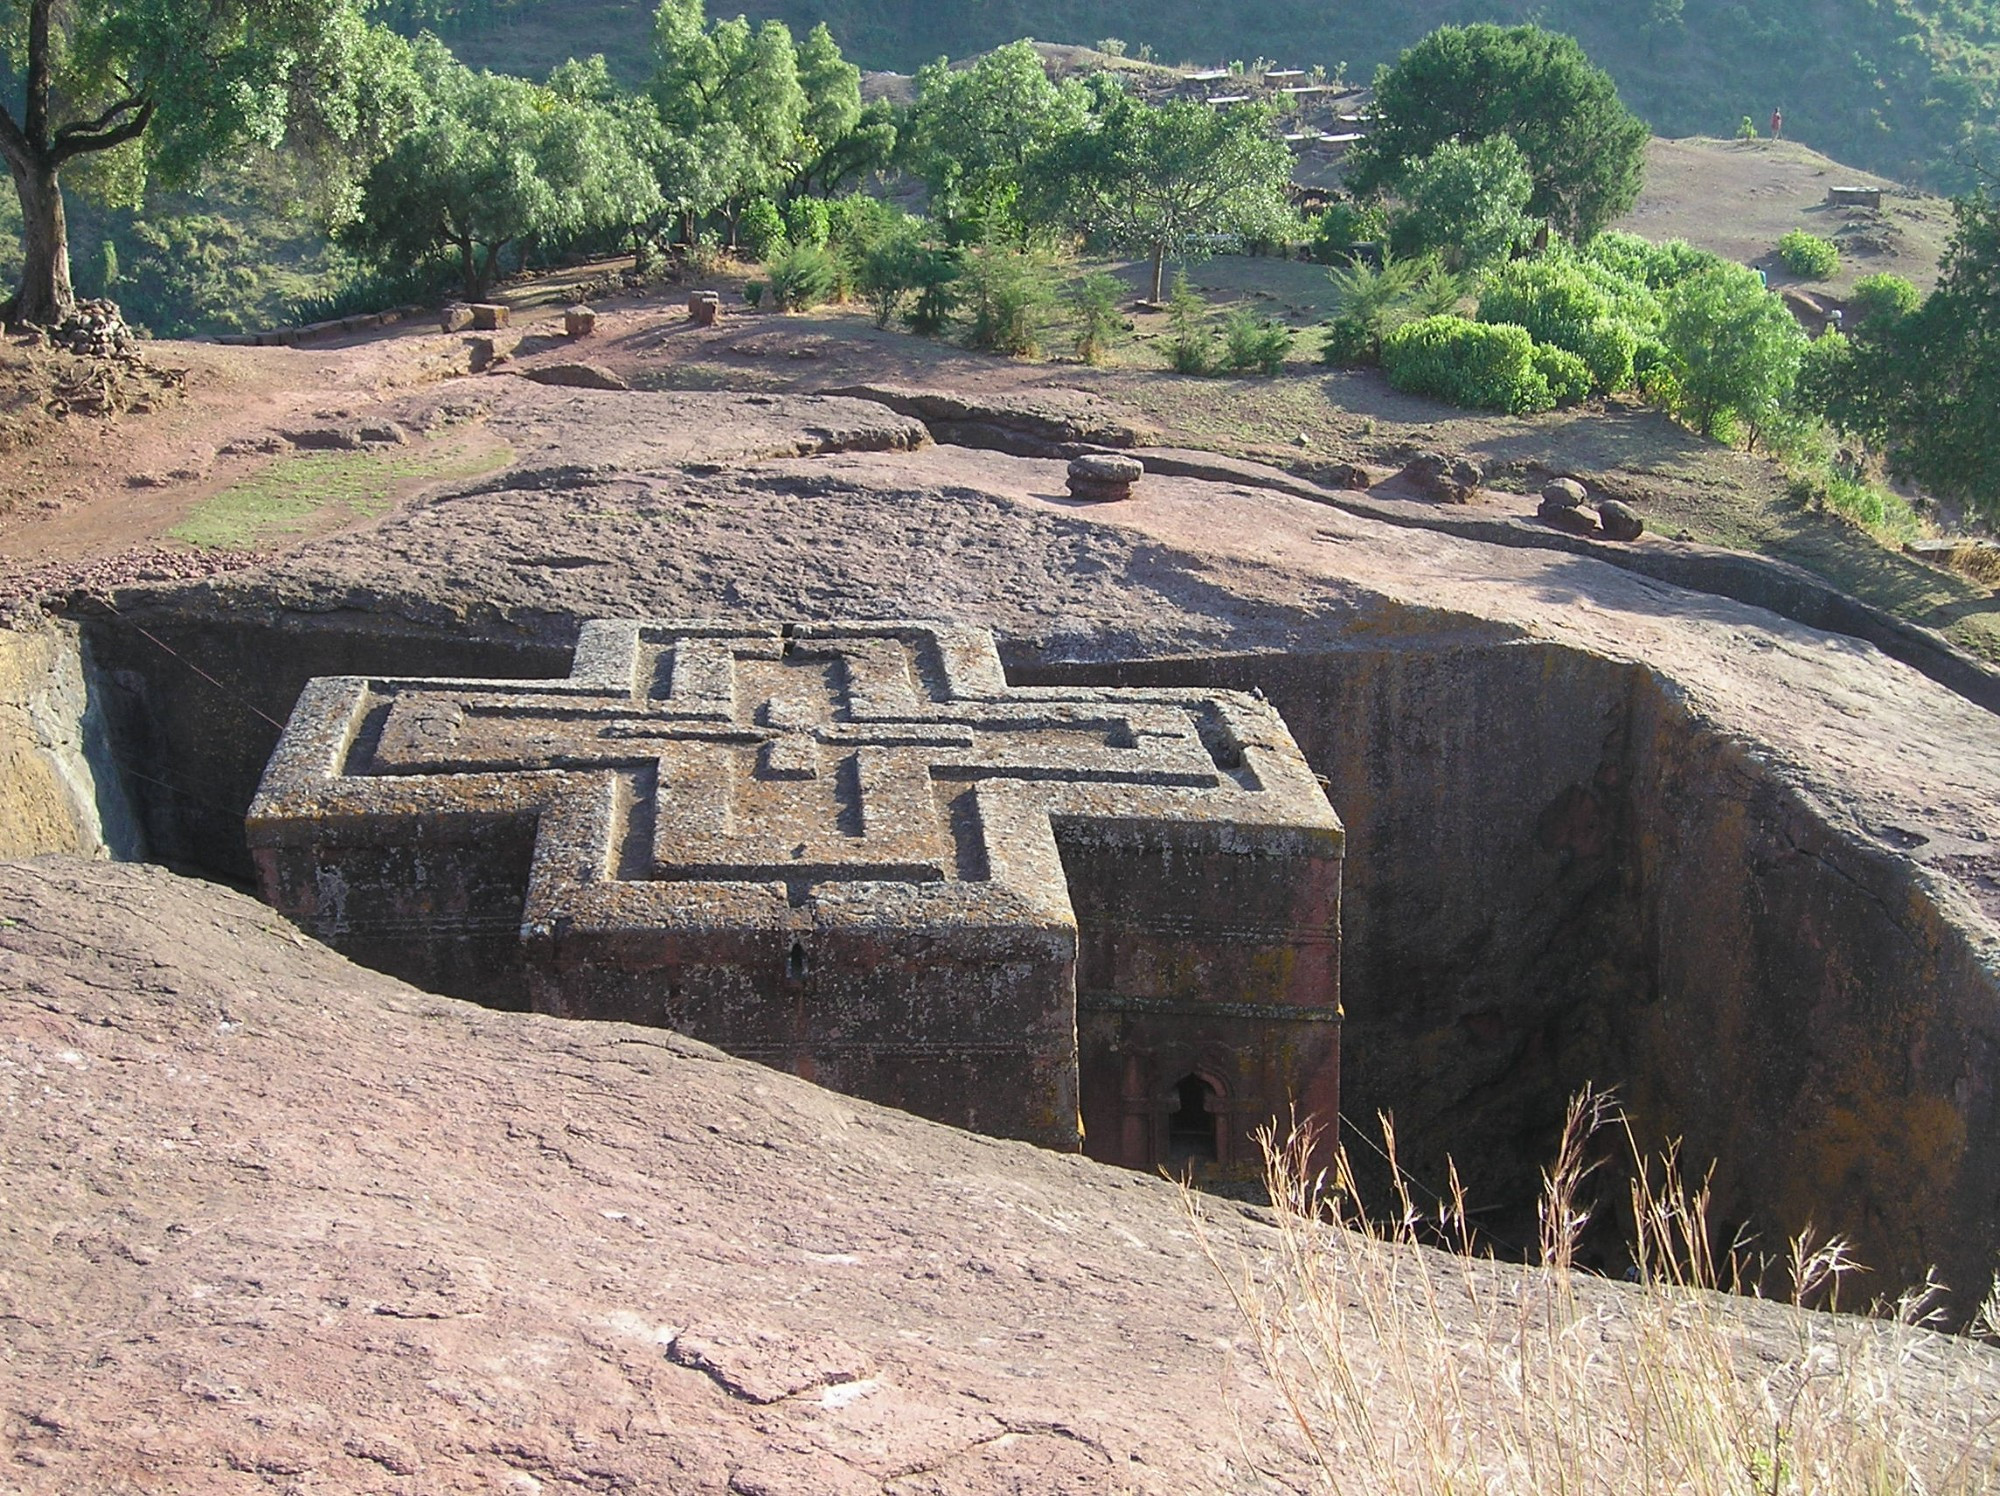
5,157,74,327
1150,242,1166,305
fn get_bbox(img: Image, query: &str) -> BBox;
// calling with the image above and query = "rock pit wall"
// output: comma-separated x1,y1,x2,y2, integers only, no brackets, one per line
1026,646,2000,1303
54,602,2000,1305
0,618,143,861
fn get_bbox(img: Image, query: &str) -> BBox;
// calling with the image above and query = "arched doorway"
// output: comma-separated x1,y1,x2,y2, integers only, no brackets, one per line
1166,1073,1222,1168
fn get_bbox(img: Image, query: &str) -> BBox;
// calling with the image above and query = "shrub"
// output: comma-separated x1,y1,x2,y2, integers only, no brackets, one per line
783,196,831,251
1309,199,1388,263
1164,271,1219,374
1388,135,1534,273
1848,271,1920,334
765,242,838,311
1067,270,1126,364
1576,317,1639,393
739,199,786,260
1320,252,1445,367
1778,229,1840,279
1533,343,1593,407
961,246,1055,356
1476,258,1648,390
1661,262,1806,443
1221,307,1296,375
905,247,964,335
742,280,766,308
1382,315,1554,413
1584,231,1720,293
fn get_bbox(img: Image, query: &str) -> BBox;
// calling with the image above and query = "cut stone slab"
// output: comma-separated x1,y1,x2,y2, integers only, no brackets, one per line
564,305,597,338
248,619,1344,1179
469,302,509,331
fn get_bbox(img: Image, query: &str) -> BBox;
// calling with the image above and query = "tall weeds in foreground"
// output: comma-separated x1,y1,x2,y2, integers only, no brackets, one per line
1187,1090,2000,1496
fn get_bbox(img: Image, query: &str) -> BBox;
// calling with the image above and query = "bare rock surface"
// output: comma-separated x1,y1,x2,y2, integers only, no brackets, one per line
0,857,1310,1494
7,857,1998,1494
404,385,928,479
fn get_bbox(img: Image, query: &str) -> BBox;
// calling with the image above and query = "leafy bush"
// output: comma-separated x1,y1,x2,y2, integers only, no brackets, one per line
961,246,1055,355
765,242,838,311
1308,199,1387,263
1777,229,1840,279
1067,270,1126,364
1583,231,1720,292
739,199,786,260
1532,343,1593,407
742,280,765,308
905,247,964,335
1661,262,1806,444
1382,315,1556,414
1847,271,1920,333
783,196,831,250
1165,271,1219,374
1388,135,1534,273
1320,252,1456,367
1475,257,1649,390
1220,307,1296,375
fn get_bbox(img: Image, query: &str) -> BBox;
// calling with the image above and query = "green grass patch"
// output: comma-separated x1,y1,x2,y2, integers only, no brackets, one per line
171,443,506,551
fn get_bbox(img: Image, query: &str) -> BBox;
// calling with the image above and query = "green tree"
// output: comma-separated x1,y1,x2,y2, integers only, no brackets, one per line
349,40,651,298
906,40,1087,243
1021,93,1296,304
0,0,387,326
1826,195,2000,521
650,0,805,235
1387,136,1535,273
1348,23,1648,242
1659,261,1805,444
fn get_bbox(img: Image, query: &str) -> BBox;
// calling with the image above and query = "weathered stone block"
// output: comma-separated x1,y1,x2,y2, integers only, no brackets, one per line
689,291,722,326
564,306,597,338
1067,453,1144,502
248,620,1343,1176
470,303,510,331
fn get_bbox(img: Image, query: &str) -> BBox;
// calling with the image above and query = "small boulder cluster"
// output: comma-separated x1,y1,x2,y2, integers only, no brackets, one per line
1067,453,1144,502
48,299,137,359
1539,477,1645,542
1396,451,1483,505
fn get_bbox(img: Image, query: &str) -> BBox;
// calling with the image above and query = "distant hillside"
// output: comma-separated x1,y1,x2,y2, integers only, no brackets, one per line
406,0,2000,190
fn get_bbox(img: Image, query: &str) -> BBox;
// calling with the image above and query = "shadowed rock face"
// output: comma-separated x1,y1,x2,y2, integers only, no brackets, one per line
58,390,2000,1308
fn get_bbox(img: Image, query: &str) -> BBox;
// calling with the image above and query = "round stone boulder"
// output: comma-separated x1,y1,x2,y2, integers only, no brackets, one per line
1537,495,1600,535
1541,477,1589,509
1597,498,1646,542
1067,453,1144,502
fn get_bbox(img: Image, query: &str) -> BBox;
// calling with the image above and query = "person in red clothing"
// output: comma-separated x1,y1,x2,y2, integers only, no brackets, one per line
1771,107,1784,139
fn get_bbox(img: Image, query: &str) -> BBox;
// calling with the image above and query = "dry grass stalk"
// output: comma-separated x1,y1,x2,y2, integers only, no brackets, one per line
1187,1089,2000,1496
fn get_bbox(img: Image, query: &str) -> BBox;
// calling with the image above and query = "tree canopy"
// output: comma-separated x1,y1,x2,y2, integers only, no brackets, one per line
0,0,385,325
1824,194,2000,521
1385,135,1535,272
1348,23,1649,243
906,40,1087,242
348,39,658,298
1022,92,1296,301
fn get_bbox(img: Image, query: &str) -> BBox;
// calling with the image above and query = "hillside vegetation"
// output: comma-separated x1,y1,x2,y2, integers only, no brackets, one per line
414,0,2000,190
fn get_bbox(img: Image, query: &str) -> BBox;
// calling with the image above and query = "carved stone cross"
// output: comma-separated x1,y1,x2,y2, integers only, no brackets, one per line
250,620,1342,1171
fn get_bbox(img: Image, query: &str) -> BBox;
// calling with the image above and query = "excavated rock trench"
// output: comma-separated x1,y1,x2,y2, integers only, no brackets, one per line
15,388,2000,1307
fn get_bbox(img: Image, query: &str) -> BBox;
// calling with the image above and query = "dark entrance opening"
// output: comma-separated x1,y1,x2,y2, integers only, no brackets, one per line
1167,1074,1219,1166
